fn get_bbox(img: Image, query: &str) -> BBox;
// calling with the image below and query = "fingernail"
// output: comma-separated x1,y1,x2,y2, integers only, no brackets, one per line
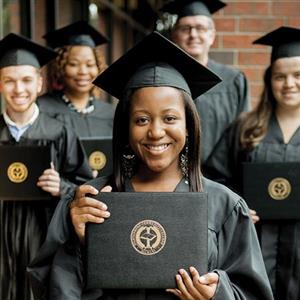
190,266,196,272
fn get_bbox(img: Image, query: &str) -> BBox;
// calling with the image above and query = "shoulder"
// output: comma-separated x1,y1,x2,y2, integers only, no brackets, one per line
202,177,248,232
37,92,66,112
208,60,246,86
93,99,116,114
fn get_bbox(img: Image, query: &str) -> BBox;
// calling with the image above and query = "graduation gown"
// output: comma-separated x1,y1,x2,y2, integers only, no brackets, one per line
204,114,300,299
37,92,115,138
27,176,273,300
196,60,250,163
0,112,93,300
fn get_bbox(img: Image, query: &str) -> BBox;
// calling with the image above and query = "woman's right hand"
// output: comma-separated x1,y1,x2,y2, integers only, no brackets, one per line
70,184,112,243
249,209,260,224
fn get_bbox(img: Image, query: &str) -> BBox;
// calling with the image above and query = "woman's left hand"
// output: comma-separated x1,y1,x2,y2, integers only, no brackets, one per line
167,267,219,300
37,162,61,197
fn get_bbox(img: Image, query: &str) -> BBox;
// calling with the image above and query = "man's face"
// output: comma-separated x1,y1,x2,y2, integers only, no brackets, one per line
0,65,42,113
171,15,216,63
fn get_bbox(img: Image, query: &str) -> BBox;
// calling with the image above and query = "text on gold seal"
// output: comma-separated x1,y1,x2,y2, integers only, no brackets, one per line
7,162,28,183
130,220,166,255
88,151,107,170
268,177,291,200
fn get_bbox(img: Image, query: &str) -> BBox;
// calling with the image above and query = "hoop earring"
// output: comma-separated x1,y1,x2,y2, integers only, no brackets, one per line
180,137,189,184
122,146,136,179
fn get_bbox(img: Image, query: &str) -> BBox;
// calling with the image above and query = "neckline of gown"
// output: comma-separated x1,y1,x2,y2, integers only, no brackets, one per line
124,177,189,192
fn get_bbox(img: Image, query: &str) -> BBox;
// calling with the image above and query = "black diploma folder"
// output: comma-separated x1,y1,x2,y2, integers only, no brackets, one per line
243,162,300,220
0,145,51,201
85,192,208,289
80,136,113,177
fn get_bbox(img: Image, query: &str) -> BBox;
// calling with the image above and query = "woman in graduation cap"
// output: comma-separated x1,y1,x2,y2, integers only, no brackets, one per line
204,26,300,299
0,33,93,300
37,21,115,138
28,32,273,300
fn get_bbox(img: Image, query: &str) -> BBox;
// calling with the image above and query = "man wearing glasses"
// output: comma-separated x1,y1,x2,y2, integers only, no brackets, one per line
160,0,250,164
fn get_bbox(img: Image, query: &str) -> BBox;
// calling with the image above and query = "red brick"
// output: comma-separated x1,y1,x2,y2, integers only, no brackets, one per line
240,67,266,82
223,34,261,49
250,83,264,98
224,2,269,15
239,18,285,33
288,18,300,27
251,97,261,110
238,51,270,65
214,17,236,32
272,2,300,16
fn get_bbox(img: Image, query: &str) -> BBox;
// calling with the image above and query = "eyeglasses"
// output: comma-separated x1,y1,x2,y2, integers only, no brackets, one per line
175,25,212,34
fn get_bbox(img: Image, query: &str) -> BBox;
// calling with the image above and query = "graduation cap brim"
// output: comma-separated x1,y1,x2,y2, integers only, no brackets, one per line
43,20,109,49
253,26,300,62
93,31,221,100
0,33,57,68
160,0,226,17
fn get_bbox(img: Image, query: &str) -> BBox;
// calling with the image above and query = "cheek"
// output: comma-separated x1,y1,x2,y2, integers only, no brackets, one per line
91,67,99,77
64,67,76,77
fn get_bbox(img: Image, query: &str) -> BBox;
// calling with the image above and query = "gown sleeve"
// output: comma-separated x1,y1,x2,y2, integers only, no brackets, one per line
27,177,110,300
234,71,251,113
203,119,243,193
212,198,273,300
55,124,93,196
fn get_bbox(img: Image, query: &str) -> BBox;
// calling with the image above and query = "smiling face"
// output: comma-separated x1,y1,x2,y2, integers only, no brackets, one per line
171,15,215,65
271,56,300,111
63,45,99,95
128,86,187,176
0,65,42,114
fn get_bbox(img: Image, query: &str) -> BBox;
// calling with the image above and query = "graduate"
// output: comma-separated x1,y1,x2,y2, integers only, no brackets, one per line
204,26,300,299
37,21,115,138
28,31,273,300
0,33,93,300
159,0,250,163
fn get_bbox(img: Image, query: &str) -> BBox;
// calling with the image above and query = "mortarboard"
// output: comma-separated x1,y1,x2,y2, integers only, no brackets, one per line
93,31,221,100
0,33,57,69
43,20,109,49
253,26,300,63
160,0,226,18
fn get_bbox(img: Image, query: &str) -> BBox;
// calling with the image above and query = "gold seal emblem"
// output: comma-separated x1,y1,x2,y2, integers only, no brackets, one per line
130,220,166,255
88,151,107,170
268,177,291,200
7,162,28,183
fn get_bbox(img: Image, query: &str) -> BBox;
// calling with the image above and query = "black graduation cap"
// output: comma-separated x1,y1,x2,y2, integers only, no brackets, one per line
43,20,109,49
93,31,221,100
160,0,226,18
253,26,300,63
0,33,57,69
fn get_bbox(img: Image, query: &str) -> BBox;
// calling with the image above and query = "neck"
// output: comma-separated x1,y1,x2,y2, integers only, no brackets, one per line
132,165,183,192
6,103,36,126
276,104,300,120
193,53,209,66
64,89,90,110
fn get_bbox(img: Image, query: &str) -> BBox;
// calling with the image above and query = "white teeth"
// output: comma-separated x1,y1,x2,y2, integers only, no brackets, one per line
147,144,168,151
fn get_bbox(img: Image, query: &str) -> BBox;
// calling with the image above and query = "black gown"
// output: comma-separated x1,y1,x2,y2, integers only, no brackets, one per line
0,112,93,300
28,177,273,300
204,113,300,299
196,60,250,163
37,92,115,138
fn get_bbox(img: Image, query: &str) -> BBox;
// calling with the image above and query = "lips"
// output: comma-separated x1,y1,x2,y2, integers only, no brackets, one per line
144,143,170,154
12,96,29,105
75,79,91,86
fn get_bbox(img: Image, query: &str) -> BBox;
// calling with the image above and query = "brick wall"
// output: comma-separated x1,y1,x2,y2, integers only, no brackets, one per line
210,0,300,108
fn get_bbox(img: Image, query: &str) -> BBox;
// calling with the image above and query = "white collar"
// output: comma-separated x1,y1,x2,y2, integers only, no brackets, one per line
3,103,40,129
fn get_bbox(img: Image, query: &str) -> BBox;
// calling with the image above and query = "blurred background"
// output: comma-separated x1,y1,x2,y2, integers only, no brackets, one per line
1,0,300,111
